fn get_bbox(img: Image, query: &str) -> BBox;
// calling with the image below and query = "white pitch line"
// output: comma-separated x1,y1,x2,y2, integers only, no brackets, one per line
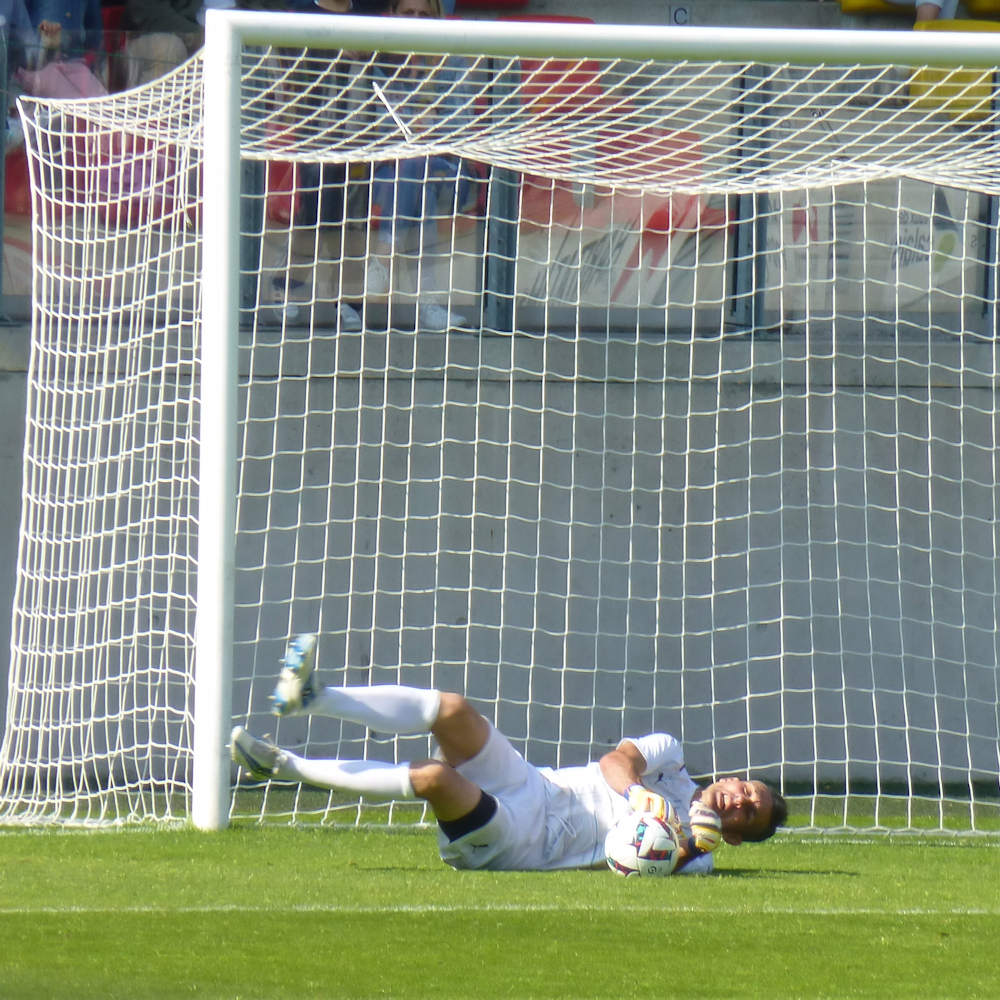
1,904,999,916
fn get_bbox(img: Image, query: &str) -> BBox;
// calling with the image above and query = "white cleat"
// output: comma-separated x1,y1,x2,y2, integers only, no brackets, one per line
231,726,287,781
269,633,319,717
366,258,391,296
418,302,468,333
337,302,363,332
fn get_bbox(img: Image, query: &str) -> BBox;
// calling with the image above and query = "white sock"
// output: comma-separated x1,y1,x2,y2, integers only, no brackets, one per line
276,752,415,799
305,684,441,735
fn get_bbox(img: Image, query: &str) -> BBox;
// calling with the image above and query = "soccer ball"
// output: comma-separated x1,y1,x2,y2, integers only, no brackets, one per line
605,809,682,877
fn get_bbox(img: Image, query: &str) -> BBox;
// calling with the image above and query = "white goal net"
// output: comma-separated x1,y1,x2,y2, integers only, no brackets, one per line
1,16,998,833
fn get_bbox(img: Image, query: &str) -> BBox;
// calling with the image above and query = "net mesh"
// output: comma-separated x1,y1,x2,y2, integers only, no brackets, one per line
1,40,999,831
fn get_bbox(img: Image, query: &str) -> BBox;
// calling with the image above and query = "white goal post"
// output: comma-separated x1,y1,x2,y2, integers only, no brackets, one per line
2,12,1000,832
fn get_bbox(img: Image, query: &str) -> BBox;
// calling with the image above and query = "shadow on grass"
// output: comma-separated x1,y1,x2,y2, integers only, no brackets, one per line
713,868,862,878
346,863,443,872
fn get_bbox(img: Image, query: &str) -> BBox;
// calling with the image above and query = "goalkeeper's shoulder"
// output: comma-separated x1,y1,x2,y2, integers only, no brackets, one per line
618,733,686,773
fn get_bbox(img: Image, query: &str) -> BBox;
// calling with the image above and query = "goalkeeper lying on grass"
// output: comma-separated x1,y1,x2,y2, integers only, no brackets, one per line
232,635,787,873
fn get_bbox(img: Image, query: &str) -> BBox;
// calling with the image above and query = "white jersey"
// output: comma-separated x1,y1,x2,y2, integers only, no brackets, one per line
438,727,714,874
536,733,714,873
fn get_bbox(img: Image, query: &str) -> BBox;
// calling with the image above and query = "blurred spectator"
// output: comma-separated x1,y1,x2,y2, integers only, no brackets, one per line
123,0,200,35
120,0,204,87
1,0,41,66
27,0,103,60
366,0,478,332
8,0,108,101
1,0,37,146
17,0,106,103
268,0,375,331
121,31,188,86
268,0,392,10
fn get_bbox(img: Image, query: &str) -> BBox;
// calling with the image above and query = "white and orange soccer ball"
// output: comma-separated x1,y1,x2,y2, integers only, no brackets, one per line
605,808,682,877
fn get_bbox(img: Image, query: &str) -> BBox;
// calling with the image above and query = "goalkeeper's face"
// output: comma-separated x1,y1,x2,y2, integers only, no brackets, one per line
698,779,774,844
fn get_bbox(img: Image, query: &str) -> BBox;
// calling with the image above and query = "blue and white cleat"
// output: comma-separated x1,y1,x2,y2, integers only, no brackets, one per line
231,726,286,781
269,633,319,717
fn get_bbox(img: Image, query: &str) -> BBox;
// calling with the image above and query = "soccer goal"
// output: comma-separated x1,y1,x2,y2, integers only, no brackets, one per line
1,13,999,833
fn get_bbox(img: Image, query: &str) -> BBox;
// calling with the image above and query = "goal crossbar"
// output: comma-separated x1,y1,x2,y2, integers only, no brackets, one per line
215,12,1000,68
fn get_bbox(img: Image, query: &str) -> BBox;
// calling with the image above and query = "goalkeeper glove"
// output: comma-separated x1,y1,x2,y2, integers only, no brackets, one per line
625,783,667,821
688,801,723,853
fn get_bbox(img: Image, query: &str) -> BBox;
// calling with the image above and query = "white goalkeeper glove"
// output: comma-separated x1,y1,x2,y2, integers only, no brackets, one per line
625,783,667,821
688,801,723,853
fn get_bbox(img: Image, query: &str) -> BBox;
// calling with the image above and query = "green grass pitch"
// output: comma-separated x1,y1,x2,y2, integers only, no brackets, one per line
2,825,998,999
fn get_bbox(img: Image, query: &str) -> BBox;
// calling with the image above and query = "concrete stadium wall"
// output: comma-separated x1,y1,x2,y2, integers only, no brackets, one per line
4,325,998,790
232,333,1000,789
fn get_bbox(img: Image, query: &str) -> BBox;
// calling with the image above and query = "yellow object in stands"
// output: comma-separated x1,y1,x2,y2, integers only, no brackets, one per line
839,0,913,14
910,20,1000,121
965,0,1000,18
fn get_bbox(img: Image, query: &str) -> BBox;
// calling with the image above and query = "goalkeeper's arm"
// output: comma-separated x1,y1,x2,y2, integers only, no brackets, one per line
599,741,723,872
598,740,669,819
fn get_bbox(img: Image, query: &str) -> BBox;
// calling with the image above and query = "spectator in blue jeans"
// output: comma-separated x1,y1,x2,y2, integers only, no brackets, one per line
365,0,479,332
269,0,372,331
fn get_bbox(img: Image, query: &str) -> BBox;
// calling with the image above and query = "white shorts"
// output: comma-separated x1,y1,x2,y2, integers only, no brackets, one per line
436,724,548,871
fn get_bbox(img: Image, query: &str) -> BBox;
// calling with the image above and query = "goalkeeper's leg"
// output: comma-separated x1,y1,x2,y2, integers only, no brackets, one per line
272,634,439,732
289,755,482,821
231,727,483,819
271,634,490,765
303,687,489,767
305,684,443,735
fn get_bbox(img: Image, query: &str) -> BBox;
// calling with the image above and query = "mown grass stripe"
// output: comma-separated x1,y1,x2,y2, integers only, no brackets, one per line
2,903,998,916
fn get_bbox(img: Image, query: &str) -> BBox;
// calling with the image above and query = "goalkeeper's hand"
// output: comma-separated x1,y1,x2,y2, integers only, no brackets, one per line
688,801,723,853
625,783,667,821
